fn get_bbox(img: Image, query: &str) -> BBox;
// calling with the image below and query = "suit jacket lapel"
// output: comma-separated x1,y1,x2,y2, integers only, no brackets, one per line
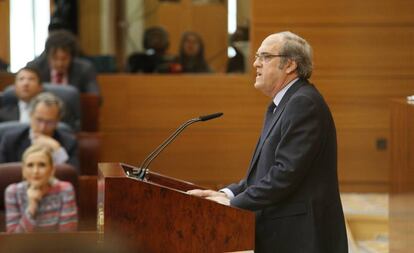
12,106,19,121
0,105,20,121
16,128,32,161
246,79,307,177
8,106,19,121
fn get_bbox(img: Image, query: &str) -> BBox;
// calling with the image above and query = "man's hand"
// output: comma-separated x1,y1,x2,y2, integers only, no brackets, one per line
187,189,230,206
32,134,61,151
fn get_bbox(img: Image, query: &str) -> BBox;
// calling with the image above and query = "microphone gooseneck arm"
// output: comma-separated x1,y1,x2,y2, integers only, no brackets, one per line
140,118,200,170
133,112,223,180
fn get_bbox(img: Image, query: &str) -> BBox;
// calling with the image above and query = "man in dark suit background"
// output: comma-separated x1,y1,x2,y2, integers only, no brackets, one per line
0,67,42,123
0,92,79,171
0,67,80,131
26,30,100,95
189,31,348,253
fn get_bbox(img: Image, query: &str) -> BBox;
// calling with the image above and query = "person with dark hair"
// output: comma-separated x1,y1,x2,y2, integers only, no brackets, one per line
0,58,9,72
0,67,80,131
174,31,211,73
48,0,78,34
227,26,249,73
26,30,100,94
0,67,43,123
5,144,78,233
0,92,79,170
126,26,174,73
188,31,348,253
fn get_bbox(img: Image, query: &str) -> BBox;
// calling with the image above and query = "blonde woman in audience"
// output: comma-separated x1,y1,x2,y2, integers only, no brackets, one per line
4,144,77,233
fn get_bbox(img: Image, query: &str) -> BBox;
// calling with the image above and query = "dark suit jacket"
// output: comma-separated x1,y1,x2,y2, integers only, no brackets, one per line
227,79,348,253
0,106,19,122
0,126,79,171
27,54,100,95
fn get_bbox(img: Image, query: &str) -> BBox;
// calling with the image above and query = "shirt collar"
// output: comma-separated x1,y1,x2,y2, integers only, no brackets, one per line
51,69,67,75
18,100,29,109
18,100,31,123
273,78,299,106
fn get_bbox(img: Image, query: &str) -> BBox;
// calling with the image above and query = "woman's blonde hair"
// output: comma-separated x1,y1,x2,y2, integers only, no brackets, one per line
22,144,54,167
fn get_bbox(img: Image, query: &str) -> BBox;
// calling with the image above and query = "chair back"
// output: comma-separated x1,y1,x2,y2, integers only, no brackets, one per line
80,94,100,132
0,122,28,140
77,132,101,175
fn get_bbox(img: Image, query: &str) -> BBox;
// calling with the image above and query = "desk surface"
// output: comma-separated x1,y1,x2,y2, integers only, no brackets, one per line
390,193,414,253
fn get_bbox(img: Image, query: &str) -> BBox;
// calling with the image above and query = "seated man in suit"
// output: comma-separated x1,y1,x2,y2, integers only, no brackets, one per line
26,30,100,95
0,67,80,131
0,92,79,171
126,26,175,73
0,67,42,123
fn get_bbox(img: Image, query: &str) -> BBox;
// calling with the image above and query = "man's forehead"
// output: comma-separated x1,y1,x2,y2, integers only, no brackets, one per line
258,35,283,53
257,42,280,54
33,103,59,116
17,70,35,78
50,48,71,58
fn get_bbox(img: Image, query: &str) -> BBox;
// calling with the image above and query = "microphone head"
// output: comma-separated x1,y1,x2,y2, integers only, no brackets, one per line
198,112,223,121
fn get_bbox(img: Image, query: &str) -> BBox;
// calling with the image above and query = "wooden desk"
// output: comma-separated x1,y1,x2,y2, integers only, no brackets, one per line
390,99,414,252
390,99,414,193
0,232,100,252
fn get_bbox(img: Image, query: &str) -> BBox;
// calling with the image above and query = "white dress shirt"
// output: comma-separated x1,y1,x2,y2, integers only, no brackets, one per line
18,100,31,123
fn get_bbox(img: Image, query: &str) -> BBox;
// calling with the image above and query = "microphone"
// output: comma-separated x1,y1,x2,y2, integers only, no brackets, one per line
199,112,223,121
132,112,223,179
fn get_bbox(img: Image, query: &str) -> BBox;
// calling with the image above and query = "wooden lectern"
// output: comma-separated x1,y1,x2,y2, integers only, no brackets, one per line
98,163,255,253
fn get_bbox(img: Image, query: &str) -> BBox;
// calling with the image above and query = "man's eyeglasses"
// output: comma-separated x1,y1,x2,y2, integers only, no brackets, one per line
255,53,288,63
33,117,57,128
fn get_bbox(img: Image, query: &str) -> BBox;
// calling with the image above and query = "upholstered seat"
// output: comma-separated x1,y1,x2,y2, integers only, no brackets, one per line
77,132,101,175
80,94,100,132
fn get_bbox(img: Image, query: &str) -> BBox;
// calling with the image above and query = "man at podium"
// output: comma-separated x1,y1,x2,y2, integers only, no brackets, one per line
189,31,348,253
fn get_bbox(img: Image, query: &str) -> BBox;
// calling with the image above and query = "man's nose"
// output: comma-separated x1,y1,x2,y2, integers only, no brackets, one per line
253,57,261,67
56,61,64,68
38,123,48,132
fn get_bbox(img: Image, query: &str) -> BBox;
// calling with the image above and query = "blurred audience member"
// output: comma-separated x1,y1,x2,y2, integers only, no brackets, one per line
0,93,79,170
48,16,70,33
174,31,211,73
0,58,9,72
227,26,249,73
0,67,80,131
126,26,174,73
5,144,78,233
48,0,78,35
26,30,100,94
0,67,42,123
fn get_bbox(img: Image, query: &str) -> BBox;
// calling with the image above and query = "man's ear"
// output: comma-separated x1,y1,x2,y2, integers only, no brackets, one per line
286,60,297,74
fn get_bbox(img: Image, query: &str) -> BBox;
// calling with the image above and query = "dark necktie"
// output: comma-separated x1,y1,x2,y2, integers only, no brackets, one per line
260,102,276,142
